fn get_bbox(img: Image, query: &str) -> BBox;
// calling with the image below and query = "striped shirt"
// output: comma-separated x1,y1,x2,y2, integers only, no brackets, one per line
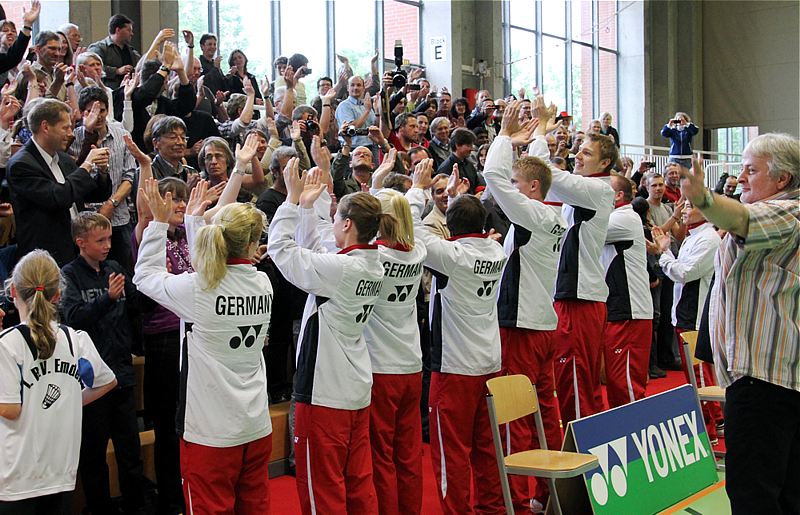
69,122,136,227
711,189,800,391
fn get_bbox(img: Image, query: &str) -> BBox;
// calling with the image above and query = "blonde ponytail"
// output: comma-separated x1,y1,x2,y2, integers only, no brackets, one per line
193,203,266,290
11,250,61,360
375,189,414,249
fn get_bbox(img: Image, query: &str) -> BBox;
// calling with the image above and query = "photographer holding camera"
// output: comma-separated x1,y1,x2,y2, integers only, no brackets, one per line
335,75,376,156
661,111,698,169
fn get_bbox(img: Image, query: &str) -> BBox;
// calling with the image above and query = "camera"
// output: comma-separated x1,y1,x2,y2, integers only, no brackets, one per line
344,126,370,137
644,161,657,169
390,41,421,91
305,119,319,134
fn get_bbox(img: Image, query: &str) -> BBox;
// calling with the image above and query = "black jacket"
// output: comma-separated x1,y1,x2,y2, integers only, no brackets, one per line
60,256,143,388
437,154,485,195
7,140,111,266
0,30,30,74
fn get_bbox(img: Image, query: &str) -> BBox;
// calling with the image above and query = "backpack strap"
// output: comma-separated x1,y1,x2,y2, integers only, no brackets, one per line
59,325,74,357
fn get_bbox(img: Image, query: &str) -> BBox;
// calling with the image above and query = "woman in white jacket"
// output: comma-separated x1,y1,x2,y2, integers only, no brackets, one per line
134,142,273,515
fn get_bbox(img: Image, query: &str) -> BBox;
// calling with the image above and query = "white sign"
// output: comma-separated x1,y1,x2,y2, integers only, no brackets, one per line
430,36,447,62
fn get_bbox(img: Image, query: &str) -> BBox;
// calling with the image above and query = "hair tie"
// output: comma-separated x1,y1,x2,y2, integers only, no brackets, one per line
35,285,45,292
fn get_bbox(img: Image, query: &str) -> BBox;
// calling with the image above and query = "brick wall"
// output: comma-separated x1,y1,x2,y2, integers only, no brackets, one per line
384,0,420,64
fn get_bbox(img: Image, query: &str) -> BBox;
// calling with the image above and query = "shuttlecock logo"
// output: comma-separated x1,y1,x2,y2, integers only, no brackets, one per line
588,436,628,505
42,383,61,409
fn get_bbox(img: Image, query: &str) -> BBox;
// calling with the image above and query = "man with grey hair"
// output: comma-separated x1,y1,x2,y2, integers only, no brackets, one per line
7,99,111,266
679,133,799,514
58,22,81,51
428,116,451,169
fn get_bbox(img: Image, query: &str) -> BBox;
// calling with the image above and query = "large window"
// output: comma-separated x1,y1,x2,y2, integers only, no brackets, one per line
179,0,423,102
504,0,619,134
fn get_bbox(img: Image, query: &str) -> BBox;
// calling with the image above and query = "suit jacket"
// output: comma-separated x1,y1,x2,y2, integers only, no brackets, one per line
8,140,111,266
0,31,30,74
437,154,485,194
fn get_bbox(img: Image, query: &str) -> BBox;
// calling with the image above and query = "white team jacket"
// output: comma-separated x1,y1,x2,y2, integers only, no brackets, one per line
659,222,720,330
483,136,567,331
601,204,654,321
0,324,115,500
406,188,507,376
268,203,384,410
529,136,615,302
134,221,273,447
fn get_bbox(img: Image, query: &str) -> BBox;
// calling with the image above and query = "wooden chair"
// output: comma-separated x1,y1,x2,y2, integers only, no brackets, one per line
679,331,726,467
486,374,598,515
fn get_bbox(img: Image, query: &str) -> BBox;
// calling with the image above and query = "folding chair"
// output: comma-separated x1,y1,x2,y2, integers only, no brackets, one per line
486,374,598,515
679,331,726,467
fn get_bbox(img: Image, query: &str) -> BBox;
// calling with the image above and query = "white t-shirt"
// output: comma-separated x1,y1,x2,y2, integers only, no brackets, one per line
0,323,115,501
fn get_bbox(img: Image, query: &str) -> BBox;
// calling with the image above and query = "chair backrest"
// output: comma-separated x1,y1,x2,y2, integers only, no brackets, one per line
679,331,701,367
486,374,538,425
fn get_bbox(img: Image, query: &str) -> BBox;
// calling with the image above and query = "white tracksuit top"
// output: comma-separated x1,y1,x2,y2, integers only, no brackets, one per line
0,324,115,501
134,221,273,447
406,188,507,376
268,203,384,410
529,136,615,302
601,204,654,321
483,136,567,331
659,222,721,330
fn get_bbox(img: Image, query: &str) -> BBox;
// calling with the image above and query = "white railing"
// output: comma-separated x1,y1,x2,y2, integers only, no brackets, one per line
620,143,742,189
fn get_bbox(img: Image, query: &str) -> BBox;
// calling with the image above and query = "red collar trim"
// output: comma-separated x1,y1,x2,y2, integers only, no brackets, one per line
686,221,706,231
447,232,488,241
615,200,631,209
543,201,563,206
588,171,611,178
226,258,252,265
338,244,378,254
376,240,411,252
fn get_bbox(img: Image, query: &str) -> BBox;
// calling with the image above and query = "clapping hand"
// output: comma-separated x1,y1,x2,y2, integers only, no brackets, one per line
446,164,470,197
500,100,540,147
141,177,174,224
84,146,110,169
107,273,126,300
679,156,707,209
412,158,434,190
650,226,671,254
123,135,151,166
235,133,261,170
299,168,328,209
187,180,212,217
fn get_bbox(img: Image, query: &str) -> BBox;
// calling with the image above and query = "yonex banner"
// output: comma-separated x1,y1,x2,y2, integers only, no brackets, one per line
566,385,718,514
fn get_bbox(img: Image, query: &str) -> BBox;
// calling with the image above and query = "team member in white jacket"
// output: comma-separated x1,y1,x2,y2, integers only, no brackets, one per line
268,159,391,514
601,174,654,408
482,101,568,511
134,173,273,515
654,204,723,443
529,97,616,423
406,161,507,515
0,250,116,513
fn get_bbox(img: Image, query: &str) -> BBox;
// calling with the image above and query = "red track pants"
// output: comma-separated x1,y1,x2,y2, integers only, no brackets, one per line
179,434,272,515
294,403,376,515
602,319,653,408
553,299,607,423
429,371,505,515
499,327,563,507
370,372,423,515
675,328,723,442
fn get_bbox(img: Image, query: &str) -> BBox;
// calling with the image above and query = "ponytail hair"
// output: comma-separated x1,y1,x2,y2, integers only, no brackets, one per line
9,250,62,360
337,192,398,244
193,203,266,290
374,189,414,249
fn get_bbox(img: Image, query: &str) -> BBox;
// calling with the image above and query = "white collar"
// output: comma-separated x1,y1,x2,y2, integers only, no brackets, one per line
32,137,59,166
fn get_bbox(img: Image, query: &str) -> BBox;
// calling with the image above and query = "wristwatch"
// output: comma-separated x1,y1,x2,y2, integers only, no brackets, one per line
159,65,169,73
110,198,120,208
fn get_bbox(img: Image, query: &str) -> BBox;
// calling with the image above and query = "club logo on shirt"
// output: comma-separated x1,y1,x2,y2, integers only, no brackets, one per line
387,284,414,302
355,305,375,324
42,383,61,409
477,280,498,297
229,324,264,349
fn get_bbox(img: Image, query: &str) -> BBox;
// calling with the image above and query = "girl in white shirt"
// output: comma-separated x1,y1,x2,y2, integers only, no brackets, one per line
134,166,273,514
0,250,116,515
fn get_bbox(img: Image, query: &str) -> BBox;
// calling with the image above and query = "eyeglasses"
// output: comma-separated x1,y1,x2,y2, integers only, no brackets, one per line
159,133,187,142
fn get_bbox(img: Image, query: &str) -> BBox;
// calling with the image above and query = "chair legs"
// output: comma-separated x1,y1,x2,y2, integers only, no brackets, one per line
547,477,563,515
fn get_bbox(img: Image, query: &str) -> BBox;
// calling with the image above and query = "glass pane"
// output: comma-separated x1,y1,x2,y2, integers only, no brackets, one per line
571,44,593,132
509,29,537,99
598,50,617,127
542,36,566,112
509,0,536,29
217,0,271,80
384,0,420,64
571,0,592,43
335,0,376,78
598,0,617,50
281,0,328,101
541,0,566,37
178,0,209,55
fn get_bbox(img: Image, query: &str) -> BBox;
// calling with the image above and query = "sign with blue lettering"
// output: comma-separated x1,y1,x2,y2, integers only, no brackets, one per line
567,385,718,514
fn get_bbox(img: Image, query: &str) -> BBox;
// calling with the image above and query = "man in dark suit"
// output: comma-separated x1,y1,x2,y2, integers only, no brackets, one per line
437,127,485,194
8,98,111,267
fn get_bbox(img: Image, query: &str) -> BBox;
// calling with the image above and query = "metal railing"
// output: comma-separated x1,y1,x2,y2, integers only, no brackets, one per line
619,143,742,189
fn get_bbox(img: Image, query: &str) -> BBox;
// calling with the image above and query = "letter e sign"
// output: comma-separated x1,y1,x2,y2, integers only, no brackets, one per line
430,36,447,62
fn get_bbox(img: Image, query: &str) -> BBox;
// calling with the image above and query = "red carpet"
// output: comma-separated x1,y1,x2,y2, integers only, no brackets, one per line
270,371,723,513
